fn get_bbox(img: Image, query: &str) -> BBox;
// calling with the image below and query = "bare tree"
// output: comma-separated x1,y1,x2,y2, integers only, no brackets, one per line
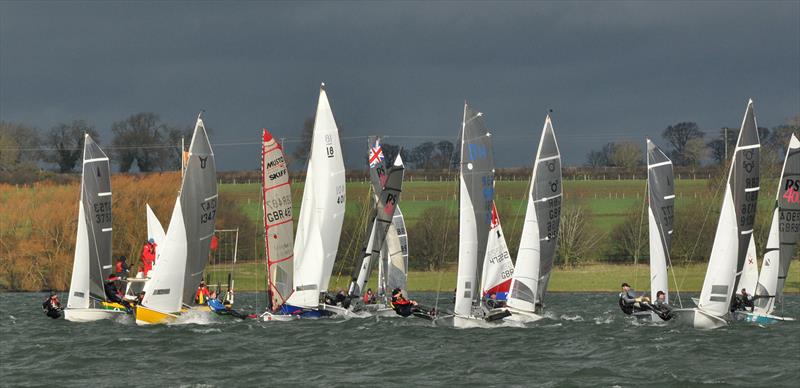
682,137,709,169
292,117,315,167
43,120,99,173
662,122,704,166
557,204,602,267
608,205,648,262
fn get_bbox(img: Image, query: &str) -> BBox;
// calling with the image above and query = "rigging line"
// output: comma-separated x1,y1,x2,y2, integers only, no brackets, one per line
633,178,647,292
676,166,727,294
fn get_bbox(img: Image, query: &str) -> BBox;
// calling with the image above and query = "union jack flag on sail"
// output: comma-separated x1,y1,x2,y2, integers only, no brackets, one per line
368,138,384,167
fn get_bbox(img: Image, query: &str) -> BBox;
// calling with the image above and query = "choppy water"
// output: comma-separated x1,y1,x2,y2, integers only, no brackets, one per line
1,292,798,387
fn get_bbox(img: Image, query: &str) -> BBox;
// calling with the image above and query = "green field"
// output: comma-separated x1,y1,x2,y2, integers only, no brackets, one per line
206,262,800,294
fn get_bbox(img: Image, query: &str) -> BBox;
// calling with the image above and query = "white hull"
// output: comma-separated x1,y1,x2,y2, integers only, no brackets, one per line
320,304,371,318
64,308,125,322
671,308,728,329
504,307,544,323
632,311,667,323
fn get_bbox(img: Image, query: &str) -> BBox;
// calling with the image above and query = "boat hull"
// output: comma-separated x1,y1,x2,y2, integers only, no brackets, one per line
135,305,179,325
64,308,126,322
740,312,796,324
504,307,544,323
671,308,727,329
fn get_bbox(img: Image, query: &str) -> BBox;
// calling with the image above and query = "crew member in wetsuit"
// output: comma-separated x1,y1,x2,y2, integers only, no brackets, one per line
42,292,62,319
362,288,376,304
652,291,673,321
105,274,132,312
618,282,652,315
215,300,255,320
731,288,755,312
390,288,417,317
485,293,506,309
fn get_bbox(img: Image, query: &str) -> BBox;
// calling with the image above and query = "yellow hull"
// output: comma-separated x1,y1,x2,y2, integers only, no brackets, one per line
135,305,179,325
101,301,128,312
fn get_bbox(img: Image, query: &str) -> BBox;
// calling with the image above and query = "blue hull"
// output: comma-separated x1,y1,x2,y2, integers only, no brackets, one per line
280,304,333,318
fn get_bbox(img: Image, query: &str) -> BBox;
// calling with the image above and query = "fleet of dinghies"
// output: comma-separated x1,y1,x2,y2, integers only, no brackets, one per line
57,90,796,330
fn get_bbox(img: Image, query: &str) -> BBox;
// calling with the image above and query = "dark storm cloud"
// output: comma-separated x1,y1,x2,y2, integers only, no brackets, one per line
1,1,798,170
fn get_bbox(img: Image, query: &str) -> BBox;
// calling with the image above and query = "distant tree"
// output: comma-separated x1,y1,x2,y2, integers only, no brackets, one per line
610,141,641,170
43,120,99,173
557,204,601,267
585,149,608,167
409,206,457,270
662,122,704,166
766,123,799,155
435,140,455,169
399,148,415,169
380,142,400,164
608,205,648,263
0,122,41,183
412,141,436,169
601,142,616,166
683,137,709,168
707,127,738,164
292,117,315,167
111,113,169,172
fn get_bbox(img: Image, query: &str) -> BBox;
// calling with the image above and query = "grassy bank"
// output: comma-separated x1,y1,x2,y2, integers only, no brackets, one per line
207,262,800,294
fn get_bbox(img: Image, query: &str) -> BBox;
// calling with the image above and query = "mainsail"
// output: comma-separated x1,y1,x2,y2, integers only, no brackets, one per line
67,134,113,309
455,103,495,318
146,204,166,268
262,129,294,311
754,134,800,314
507,115,562,313
286,84,346,309
698,100,760,317
645,139,675,302
142,115,217,311
383,206,410,294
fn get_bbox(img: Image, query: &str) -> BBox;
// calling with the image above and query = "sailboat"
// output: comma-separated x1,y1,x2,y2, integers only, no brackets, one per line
505,115,562,323
672,99,760,329
136,114,217,325
347,138,414,317
747,134,800,324
64,134,127,322
453,102,513,328
281,84,347,317
259,129,297,321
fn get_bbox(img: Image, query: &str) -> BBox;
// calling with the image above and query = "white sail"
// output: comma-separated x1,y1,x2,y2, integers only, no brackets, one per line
736,236,759,296
262,129,294,311
698,100,760,318
480,203,514,298
754,134,800,315
507,115,561,314
146,203,166,253
141,199,188,313
286,84,346,309
67,202,92,309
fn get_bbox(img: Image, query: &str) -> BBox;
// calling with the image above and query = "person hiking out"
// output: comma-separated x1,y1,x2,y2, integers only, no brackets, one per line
42,292,63,319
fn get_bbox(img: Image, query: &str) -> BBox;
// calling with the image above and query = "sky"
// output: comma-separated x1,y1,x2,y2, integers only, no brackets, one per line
1,0,798,171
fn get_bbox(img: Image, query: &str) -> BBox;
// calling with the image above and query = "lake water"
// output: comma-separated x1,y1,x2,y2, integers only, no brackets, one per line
1,292,798,387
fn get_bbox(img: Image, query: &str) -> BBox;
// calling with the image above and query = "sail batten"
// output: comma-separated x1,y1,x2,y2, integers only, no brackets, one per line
646,140,674,303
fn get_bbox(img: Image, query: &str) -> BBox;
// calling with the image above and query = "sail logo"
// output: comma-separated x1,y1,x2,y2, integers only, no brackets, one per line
468,143,487,161
743,160,755,173
265,156,285,169
199,156,208,169
550,180,559,193
269,169,286,181
547,161,556,172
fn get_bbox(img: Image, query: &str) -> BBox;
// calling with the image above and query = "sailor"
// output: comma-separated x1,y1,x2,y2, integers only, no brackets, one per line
362,288,376,304
731,288,755,312
390,288,418,317
618,282,652,315
485,292,506,309
105,274,132,312
194,280,210,304
334,288,350,308
207,291,226,312
140,238,157,277
215,300,255,320
115,255,129,279
652,290,673,321
42,292,63,319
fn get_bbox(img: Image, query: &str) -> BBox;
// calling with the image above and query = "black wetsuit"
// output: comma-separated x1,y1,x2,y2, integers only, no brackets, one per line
42,299,62,319
217,308,250,320
104,282,123,303
653,300,673,321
